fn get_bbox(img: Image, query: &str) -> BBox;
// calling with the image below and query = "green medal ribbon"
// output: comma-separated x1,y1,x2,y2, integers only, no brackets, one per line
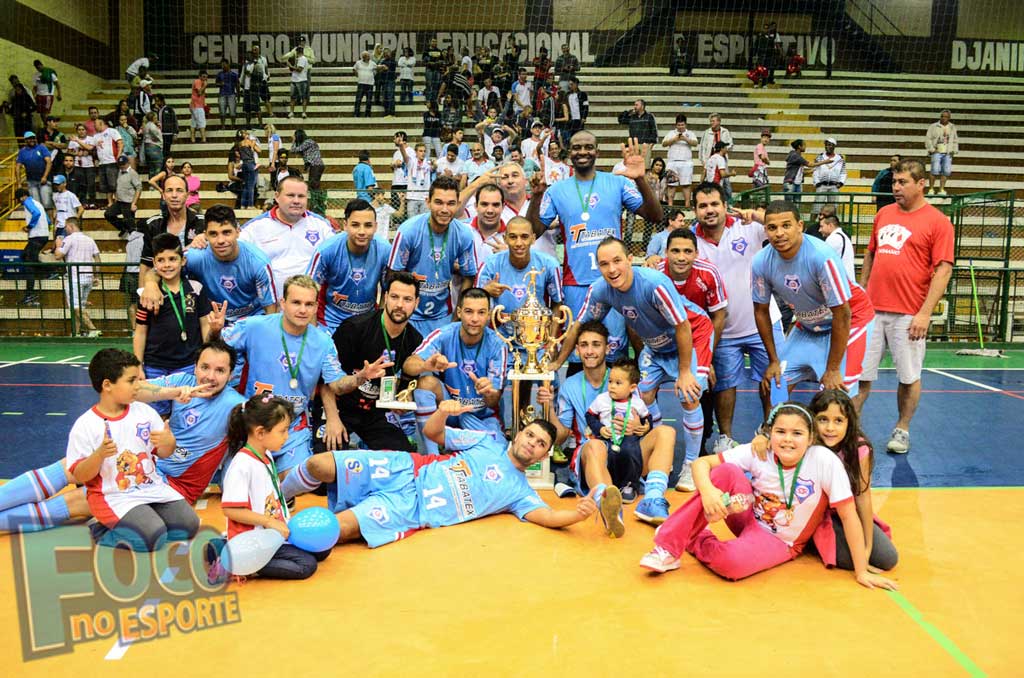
161,281,188,342
279,317,308,390
610,398,632,447
243,443,288,521
573,177,596,221
776,455,807,510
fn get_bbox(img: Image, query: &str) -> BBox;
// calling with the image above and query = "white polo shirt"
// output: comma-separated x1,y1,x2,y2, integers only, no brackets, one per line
239,206,335,299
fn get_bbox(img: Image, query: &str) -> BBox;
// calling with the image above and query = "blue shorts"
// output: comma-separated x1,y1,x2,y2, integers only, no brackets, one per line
930,153,952,177
143,364,195,416
569,437,644,496
409,314,451,337
274,423,312,474
326,450,420,548
712,324,784,392
638,346,706,399
781,321,873,397
564,286,627,363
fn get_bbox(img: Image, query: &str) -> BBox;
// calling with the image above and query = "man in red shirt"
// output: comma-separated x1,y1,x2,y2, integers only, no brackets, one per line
854,159,954,453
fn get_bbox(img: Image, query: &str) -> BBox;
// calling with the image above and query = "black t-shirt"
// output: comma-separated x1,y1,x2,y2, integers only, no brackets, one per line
140,211,205,267
135,278,211,370
422,112,442,137
332,309,422,412
784,150,809,184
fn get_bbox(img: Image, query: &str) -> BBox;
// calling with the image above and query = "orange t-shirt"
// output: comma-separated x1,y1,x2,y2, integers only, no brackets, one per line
866,202,954,315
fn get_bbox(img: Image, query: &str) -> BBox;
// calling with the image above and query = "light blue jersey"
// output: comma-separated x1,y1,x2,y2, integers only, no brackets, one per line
417,427,546,528
557,369,609,448
222,313,345,471
475,250,563,341
579,266,694,355
646,229,669,258
751,236,853,333
307,233,390,333
537,171,643,285
387,213,479,322
413,322,508,419
184,241,278,324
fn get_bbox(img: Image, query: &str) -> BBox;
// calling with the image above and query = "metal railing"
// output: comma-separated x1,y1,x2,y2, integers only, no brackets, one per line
0,142,20,221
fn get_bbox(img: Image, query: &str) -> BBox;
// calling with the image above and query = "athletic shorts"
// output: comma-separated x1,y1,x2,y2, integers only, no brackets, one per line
712,323,784,392
564,285,627,363
860,311,926,384
638,346,707,399
274,422,313,474
569,436,644,496
64,276,93,310
257,80,271,102
666,160,693,186
930,153,952,177
290,81,310,102
326,450,420,548
190,106,206,129
781,320,873,396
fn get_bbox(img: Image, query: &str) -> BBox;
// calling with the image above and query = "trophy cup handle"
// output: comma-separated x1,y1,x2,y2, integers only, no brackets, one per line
546,303,575,348
490,305,517,352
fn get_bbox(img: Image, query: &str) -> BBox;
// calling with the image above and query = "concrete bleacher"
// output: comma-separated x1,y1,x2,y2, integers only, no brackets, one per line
2,66,1022,336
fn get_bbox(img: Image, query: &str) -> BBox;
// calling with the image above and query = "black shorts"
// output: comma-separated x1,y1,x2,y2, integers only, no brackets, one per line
97,163,119,193
257,80,270,102
119,270,139,296
604,438,644,488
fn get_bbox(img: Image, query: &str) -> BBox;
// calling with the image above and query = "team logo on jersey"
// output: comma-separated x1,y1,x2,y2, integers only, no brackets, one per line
876,224,912,253
462,359,477,378
367,505,390,525
220,275,237,291
185,295,197,313
511,284,527,300
586,194,601,209
731,237,748,255
350,268,366,283
278,352,298,371
484,464,503,483
608,336,623,353
794,477,815,504
621,306,639,320
135,422,151,443
344,458,363,474
784,275,802,293
183,408,200,427
332,291,349,305
304,229,322,245
430,248,444,264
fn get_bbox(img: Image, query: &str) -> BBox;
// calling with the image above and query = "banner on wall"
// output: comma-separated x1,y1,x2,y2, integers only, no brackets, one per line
950,40,1024,73
190,31,596,66
676,33,837,67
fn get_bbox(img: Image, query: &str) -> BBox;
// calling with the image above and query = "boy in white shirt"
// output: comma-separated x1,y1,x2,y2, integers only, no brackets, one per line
406,143,432,217
53,217,101,336
662,114,698,208
372,190,397,241
50,175,83,238
288,48,311,119
819,214,856,280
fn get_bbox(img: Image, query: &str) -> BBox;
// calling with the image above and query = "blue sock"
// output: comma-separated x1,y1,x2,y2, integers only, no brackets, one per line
413,389,439,455
682,405,704,464
0,494,71,533
592,483,608,504
645,470,669,501
0,460,68,511
281,462,321,499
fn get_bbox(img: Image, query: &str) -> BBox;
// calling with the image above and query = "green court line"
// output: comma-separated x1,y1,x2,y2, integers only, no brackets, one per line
886,590,987,677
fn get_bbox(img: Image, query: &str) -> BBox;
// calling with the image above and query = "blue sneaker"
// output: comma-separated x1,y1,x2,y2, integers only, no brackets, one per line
598,486,625,538
635,497,670,525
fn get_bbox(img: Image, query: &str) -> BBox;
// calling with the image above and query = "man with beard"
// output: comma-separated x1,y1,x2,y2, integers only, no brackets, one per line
0,341,241,532
140,204,278,324
403,288,508,454
322,272,424,452
137,175,205,287
527,134,663,371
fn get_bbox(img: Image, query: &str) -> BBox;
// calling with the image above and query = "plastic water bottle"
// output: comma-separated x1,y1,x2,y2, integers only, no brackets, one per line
721,492,755,514
769,360,788,406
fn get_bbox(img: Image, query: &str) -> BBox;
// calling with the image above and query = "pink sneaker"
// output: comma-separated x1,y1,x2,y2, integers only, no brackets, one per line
639,545,681,573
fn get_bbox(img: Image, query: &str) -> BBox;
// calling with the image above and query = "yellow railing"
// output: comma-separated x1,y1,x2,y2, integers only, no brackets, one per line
0,136,22,222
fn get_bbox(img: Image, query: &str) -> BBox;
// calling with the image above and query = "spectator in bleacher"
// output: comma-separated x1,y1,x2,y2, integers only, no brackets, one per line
669,36,693,76
121,225,144,318
214,60,239,129
645,157,677,206
644,207,687,267
265,123,282,165
32,60,61,117
462,142,495,184
104,100,137,130
236,133,259,209
51,174,82,239
240,54,262,127
129,84,151,120
391,131,415,217
371,43,386,106
398,47,416,105
872,154,901,208
269,150,301,197
406,143,432,217
566,77,588,138
292,129,326,214
451,127,471,161
751,129,772,188
148,155,176,193
703,141,734,201
785,45,806,78
553,90,572,146
755,21,782,86
618,99,658,148
698,112,732,168
782,139,827,202
532,48,553,109
435,144,463,184
812,137,847,216
125,55,153,85
189,70,208,143
511,69,533,116
662,113,698,208
855,159,954,454
83,106,101,136
478,76,501,111
504,36,523,72
818,214,856,280
555,44,580,91
925,109,958,196
9,82,36,139
422,100,443,160
138,174,205,285
380,49,398,117
92,118,123,208
56,153,77,187
544,140,571,184
15,187,49,306
68,124,97,207
16,130,54,210
104,155,141,237
153,94,178,157
509,147,540,181
288,47,311,119
249,45,272,119
53,217,100,337
115,114,139,170
140,111,162,177
353,149,377,201
181,162,201,211
422,39,444,102
352,51,376,118
371,189,397,237
521,122,548,163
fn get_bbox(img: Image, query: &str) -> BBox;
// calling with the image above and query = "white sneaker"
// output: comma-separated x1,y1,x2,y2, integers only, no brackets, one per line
675,462,695,492
887,428,910,454
639,545,681,573
712,435,738,455
287,112,294,119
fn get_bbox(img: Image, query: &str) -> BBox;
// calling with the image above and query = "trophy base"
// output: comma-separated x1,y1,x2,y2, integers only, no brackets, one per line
375,401,418,411
507,370,555,382
525,456,553,490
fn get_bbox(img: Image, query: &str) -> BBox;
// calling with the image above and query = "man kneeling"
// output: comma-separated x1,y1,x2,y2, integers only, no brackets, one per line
281,400,599,547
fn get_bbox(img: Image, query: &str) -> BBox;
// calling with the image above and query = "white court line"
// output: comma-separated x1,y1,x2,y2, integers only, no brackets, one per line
55,355,85,363
0,357,43,369
195,499,208,510
926,368,1005,393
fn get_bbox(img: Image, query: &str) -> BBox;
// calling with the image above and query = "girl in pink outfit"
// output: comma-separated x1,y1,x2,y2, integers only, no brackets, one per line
639,402,899,591
181,162,201,209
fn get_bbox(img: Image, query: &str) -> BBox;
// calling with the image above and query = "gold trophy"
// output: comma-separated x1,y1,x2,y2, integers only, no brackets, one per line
491,269,573,487
376,377,418,411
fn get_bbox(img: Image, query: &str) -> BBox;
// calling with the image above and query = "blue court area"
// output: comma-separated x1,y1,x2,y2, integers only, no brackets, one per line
1,361,1022,488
